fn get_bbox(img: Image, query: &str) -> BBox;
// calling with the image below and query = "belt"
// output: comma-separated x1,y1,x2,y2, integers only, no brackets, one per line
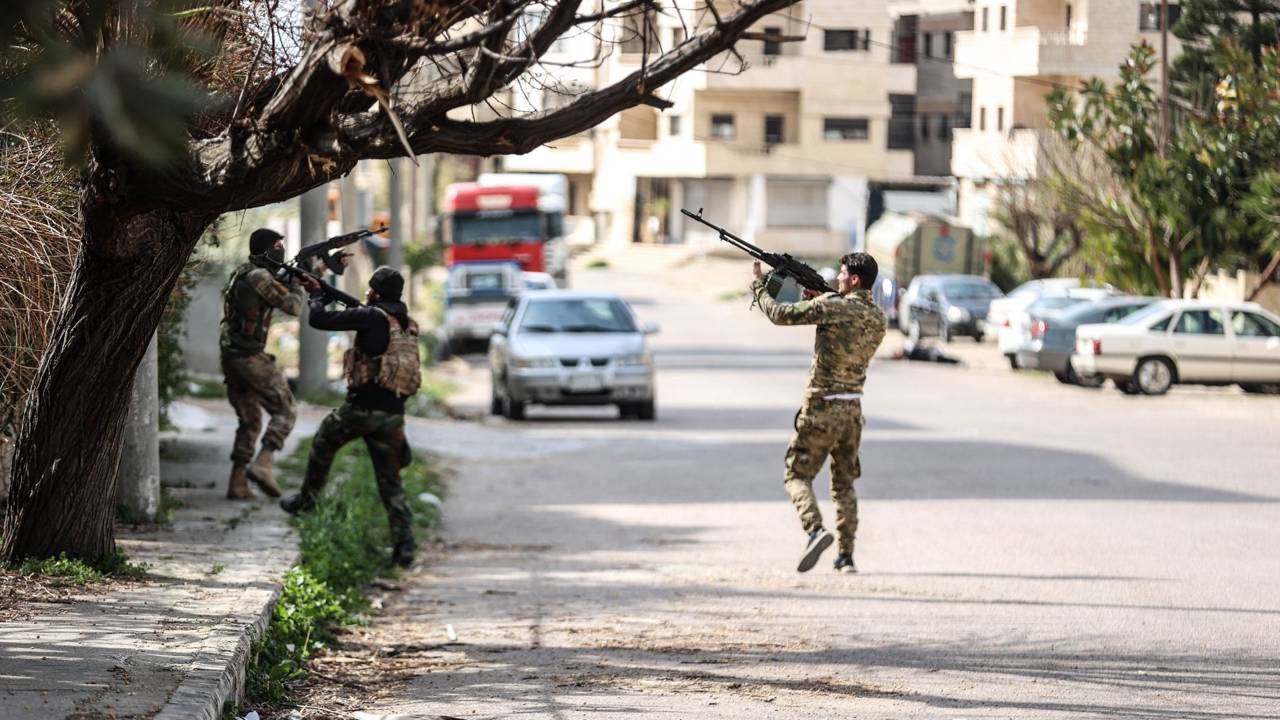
821,393,862,401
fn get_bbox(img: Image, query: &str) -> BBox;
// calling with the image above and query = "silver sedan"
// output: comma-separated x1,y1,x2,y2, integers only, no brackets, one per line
488,290,658,420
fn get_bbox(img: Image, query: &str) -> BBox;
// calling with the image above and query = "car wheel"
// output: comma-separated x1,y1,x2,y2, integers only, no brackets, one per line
501,381,526,420
1239,383,1280,394
637,399,657,421
1134,357,1174,396
1053,370,1075,385
618,403,639,420
1006,353,1020,370
973,331,985,342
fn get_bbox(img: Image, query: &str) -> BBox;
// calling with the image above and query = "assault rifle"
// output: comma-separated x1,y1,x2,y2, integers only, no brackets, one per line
254,225,388,308
680,208,835,295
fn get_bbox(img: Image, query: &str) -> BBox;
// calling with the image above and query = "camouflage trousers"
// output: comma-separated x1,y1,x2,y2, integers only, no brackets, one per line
783,396,865,555
301,402,415,551
222,353,296,464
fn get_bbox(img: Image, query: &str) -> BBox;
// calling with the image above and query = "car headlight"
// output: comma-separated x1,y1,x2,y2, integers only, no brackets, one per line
512,356,558,369
946,306,970,322
616,353,653,367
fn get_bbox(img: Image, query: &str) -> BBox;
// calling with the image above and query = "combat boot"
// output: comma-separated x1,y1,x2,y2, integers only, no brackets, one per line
246,448,281,498
226,464,256,500
833,554,857,574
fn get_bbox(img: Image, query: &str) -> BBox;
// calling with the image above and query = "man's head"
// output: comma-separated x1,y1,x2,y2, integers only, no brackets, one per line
367,266,404,303
249,228,285,264
837,252,878,295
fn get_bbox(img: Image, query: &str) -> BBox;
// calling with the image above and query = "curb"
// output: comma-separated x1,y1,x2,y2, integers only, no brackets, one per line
155,541,299,720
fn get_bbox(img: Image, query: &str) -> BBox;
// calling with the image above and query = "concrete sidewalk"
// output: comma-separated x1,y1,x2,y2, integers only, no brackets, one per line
0,401,312,720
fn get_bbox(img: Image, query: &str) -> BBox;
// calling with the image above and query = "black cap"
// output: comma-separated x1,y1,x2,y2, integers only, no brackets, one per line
369,266,404,301
249,228,284,255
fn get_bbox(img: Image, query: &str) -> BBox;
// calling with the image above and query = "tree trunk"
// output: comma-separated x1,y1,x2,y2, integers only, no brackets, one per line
1247,250,1280,301
1,209,208,562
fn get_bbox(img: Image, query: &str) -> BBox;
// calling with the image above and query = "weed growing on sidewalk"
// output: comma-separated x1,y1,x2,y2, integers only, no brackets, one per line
243,439,442,706
17,550,148,584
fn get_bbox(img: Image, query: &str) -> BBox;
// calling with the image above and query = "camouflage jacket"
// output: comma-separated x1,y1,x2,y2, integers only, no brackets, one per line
751,282,887,399
220,262,305,356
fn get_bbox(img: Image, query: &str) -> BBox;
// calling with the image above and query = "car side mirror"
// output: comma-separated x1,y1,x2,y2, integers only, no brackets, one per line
642,322,660,335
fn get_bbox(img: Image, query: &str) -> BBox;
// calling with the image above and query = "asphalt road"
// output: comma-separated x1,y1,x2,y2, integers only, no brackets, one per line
366,264,1280,719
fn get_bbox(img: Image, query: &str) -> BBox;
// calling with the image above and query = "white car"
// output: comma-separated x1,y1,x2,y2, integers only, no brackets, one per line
998,285,1113,367
988,278,1081,363
1072,300,1280,395
489,290,659,420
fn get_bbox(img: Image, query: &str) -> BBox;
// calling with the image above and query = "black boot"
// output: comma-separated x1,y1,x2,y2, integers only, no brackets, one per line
392,540,416,569
279,492,315,515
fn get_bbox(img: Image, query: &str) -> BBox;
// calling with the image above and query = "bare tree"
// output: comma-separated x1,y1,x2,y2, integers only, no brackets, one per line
1,0,803,561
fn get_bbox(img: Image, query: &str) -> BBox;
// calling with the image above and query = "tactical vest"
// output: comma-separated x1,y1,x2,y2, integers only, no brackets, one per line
342,308,422,398
220,263,274,356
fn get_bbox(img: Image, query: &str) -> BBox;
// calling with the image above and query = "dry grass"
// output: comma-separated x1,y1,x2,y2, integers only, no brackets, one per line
0,127,80,435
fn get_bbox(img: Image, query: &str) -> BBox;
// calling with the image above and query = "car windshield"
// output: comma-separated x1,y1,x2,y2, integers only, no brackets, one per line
518,298,637,333
943,282,1000,300
1118,302,1173,326
453,212,542,245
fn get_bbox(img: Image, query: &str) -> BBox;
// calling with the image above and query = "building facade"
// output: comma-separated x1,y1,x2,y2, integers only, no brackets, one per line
500,0,919,258
949,0,1182,233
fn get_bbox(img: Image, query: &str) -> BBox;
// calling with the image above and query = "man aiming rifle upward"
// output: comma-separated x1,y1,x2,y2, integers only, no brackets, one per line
687,209,887,573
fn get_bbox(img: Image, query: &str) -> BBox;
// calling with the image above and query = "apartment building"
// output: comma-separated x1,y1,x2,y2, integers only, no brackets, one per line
888,0,975,178
950,0,1181,233
500,1,918,257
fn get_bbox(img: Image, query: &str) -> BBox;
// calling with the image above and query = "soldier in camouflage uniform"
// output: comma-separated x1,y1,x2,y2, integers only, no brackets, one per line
750,252,887,574
220,229,306,500
281,267,422,568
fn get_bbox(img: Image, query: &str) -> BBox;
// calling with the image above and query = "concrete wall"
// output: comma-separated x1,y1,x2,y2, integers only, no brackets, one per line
181,270,230,378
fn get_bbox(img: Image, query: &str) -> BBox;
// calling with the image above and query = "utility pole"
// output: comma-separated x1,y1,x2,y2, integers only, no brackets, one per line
116,334,159,523
388,158,406,273
297,184,330,396
1159,0,1170,152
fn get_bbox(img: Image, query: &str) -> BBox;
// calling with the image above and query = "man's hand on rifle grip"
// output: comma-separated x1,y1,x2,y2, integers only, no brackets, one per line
299,274,321,292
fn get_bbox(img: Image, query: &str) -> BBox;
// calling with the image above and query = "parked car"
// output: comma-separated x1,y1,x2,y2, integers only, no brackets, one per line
1072,300,1280,395
520,271,557,291
998,285,1113,367
904,275,1003,342
440,261,522,356
489,290,659,420
1016,296,1161,385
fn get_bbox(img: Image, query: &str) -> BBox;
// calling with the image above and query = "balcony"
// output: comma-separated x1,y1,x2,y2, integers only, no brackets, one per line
955,26,1088,78
705,54,805,91
951,128,1042,180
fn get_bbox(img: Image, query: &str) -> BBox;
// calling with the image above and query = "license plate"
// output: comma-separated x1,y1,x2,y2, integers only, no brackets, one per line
567,373,604,392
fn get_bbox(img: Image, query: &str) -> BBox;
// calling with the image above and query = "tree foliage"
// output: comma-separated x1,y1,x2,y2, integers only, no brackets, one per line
1047,42,1280,297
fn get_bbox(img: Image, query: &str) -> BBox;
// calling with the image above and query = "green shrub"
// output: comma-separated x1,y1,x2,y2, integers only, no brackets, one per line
243,439,442,706
586,258,610,269
18,550,148,583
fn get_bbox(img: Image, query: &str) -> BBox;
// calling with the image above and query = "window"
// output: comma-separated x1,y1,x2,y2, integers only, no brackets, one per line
673,27,687,46
621,13,660,54
945,31,954,58
824,117,869,140
1233,311,1280,337
824,29,868,51
1066,3,1073,28
888,94,916,149
1000,6,1008,30
1174,309,1226,335
1139,3,1182,31
918,116,930,140
979,106,986,131
710,113,736,140
923,32,933,58
668,115,683,137
981,6,989,31
764,114,785,144
1149,315,1172,332
763,26,782,56
940,115,951,139
997,106,1004,131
